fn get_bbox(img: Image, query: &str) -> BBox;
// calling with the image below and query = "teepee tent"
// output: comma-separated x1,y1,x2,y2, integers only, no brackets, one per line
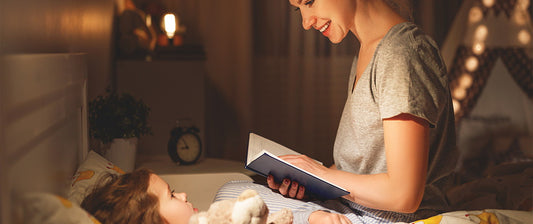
441,0,532,181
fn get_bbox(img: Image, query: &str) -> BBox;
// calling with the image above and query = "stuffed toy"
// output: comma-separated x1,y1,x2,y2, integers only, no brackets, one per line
189,189,293,224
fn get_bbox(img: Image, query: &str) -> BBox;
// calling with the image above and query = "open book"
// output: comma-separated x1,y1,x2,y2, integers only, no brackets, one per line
245,133,349,200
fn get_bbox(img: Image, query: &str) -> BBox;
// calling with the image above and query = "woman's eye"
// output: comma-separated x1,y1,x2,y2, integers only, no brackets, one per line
304,0,315,6
170,190,176,198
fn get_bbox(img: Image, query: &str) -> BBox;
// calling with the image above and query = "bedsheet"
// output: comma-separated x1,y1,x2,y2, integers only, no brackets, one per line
410,209,532,224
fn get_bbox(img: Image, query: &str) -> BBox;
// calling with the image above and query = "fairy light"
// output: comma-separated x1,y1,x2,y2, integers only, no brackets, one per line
518,29,531,45
475,25,489,41
469,6,483,24
459,73,474,88
517,0,530,11
465,56,479,72
483,0,495,8
453,88,467,100
472,42,485,55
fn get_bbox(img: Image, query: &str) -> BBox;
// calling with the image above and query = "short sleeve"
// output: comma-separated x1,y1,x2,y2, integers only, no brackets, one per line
373,33,448,128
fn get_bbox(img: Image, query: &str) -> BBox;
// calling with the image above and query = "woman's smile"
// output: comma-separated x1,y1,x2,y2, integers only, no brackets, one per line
319,21,331,36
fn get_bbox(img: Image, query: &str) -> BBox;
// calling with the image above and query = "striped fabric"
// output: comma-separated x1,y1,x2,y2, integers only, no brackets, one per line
214,181,417,224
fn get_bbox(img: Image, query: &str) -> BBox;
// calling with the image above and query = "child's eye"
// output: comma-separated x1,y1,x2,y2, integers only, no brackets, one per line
170,190,176,198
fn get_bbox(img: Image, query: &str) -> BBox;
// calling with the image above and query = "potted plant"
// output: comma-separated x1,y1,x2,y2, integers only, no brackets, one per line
88,90,152,171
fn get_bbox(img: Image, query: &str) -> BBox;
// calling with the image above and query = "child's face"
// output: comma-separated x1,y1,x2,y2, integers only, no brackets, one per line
148,174,198,224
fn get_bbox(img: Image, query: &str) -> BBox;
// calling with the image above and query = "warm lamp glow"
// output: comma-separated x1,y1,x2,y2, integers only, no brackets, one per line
469,7,483,24
459,73,474,88
483,0,495,7
472,42,485,55
475,25,489,41
518,29,531,45
163,13,177,39
517,0,530,11
453,88,467,100
465,56,479,72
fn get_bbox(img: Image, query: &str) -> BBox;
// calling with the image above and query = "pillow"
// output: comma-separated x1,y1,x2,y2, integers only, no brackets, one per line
21,192,101,224
68,150,125,205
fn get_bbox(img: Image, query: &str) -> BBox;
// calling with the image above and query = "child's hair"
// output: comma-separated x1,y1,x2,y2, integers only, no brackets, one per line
81,168,165,224
384,0,414,21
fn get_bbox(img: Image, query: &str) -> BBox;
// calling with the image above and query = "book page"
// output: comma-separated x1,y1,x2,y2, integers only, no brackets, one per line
247,133,301,165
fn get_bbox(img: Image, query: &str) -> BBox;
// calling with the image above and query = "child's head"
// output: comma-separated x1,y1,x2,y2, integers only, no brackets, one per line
81,168,196,224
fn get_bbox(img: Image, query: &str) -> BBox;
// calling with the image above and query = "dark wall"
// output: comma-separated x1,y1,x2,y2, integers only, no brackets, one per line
0,0,115,99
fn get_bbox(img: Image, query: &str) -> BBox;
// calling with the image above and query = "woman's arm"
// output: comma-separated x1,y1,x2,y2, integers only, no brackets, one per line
269,113,429,213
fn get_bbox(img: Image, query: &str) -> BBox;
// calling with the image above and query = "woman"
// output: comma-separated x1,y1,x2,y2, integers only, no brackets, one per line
219,0,457,223
81,168,197,224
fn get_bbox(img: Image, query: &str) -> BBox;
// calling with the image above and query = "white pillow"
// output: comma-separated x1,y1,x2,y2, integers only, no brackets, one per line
68,150,125,205
21,192,101,224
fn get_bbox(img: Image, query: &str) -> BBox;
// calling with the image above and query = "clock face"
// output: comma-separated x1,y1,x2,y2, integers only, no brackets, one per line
175,133,201,164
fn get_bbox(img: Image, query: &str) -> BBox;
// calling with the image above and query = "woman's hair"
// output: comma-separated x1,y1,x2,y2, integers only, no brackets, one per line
81,168,165,224
384,0,413,21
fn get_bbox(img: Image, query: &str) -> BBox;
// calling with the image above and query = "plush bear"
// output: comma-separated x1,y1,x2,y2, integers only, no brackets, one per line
189,189,293,224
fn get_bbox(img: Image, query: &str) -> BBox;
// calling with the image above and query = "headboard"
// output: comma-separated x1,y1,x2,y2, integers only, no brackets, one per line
0,53,89,223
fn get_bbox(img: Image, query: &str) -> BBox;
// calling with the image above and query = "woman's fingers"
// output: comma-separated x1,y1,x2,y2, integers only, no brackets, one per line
296,185,306,199
278,178,291,195
288,181,299,198
268,175,306,199
267,175,280,190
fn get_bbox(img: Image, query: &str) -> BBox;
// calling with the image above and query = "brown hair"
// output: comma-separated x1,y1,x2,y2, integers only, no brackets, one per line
81,168,165,224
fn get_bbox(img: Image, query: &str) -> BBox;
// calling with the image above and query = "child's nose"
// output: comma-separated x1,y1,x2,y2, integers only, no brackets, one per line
177,192,187,201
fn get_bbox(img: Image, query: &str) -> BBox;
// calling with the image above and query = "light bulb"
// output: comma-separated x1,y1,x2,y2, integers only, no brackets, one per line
465,56,479,72
469,7,483,24
518,29,531,45
472,42,485,55
163,13,177,39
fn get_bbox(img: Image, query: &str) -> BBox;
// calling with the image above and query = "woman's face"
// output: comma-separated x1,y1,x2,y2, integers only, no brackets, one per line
148,174,198,224
289,0,356,43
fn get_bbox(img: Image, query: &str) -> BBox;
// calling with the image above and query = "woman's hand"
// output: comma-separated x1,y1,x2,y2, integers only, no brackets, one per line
267,175,306,199
309,211,352,224
266,154,328,199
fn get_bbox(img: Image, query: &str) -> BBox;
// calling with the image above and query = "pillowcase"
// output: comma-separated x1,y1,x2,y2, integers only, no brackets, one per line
21,192,101,224
68,150,125,205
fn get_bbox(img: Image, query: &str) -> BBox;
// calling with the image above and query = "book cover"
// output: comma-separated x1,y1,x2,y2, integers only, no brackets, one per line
245,133,349,200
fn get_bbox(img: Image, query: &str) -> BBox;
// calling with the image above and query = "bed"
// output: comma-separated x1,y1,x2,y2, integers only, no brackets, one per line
0,53,253,223
0,53,530,224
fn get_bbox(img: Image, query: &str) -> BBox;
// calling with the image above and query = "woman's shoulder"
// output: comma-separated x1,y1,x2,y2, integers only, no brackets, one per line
379,22,440,57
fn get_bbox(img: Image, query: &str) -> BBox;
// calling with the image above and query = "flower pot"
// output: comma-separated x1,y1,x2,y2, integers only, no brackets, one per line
105,137,138,172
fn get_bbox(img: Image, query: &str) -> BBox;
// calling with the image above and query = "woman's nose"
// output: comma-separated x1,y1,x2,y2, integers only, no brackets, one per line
301,10,315,30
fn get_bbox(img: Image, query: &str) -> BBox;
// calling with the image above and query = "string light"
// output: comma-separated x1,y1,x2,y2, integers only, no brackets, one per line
475,25,489,41
459,73,474,88
483,0,495,8
469,6,483,24
453,88,467,100
518,29,531,45
472,42,485,55
465,56,479,72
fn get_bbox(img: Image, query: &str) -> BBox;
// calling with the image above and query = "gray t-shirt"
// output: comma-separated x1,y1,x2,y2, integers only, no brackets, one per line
333,22,458,218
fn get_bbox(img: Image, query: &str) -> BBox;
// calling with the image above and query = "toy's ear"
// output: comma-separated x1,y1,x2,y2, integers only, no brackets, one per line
188,211,208,224
232,189,269,224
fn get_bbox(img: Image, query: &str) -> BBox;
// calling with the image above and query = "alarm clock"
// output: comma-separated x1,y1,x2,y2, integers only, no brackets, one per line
168,126,202,165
